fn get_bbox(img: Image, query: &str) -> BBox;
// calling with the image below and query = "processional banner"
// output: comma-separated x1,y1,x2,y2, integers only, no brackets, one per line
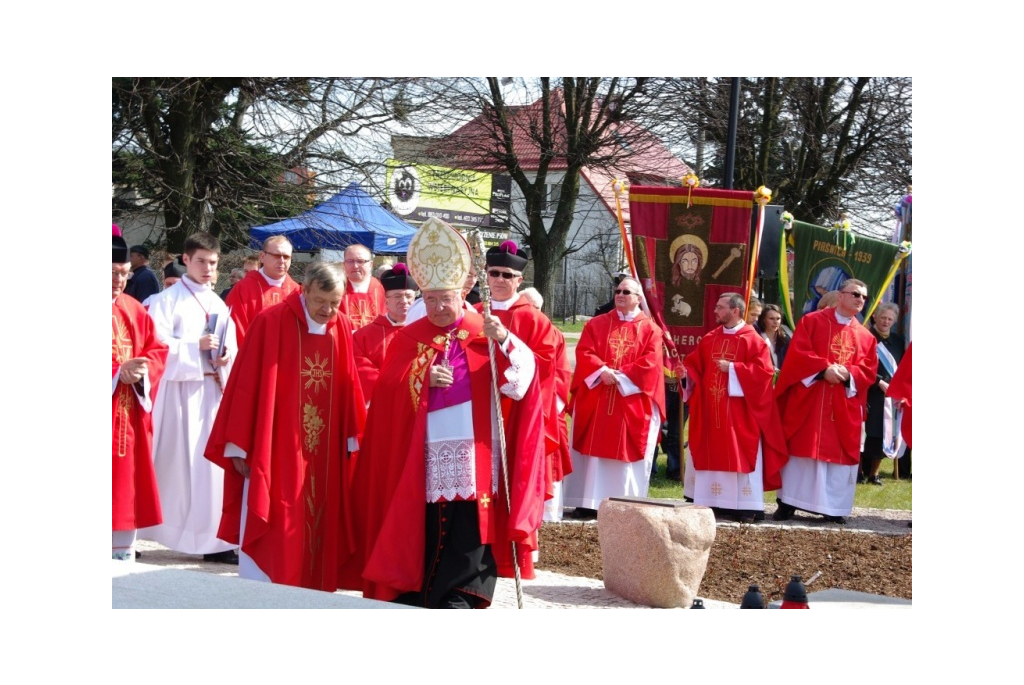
628,186,755,356
784,220,903,326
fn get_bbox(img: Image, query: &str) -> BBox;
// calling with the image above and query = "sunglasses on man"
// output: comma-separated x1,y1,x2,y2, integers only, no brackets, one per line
488,270,519,280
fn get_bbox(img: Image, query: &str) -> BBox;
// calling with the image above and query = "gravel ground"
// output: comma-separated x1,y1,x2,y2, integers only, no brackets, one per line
131,503,909,609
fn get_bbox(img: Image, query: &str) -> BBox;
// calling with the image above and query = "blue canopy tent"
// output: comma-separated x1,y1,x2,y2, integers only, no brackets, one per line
249,182,416,255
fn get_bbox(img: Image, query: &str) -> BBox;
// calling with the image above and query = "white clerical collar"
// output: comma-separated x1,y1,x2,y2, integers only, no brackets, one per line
616,307,641,321
299,294,328,335
182,274,212,291
259,268,286,287
348,278,370,294
723,321,744,334
833,309,854,325
490,292,519,311
386,313,405,326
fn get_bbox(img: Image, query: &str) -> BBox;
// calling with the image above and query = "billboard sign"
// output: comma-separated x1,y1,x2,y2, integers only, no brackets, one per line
386,160,511,233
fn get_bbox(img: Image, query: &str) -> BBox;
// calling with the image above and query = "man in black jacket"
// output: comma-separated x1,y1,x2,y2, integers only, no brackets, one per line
124,245,161,303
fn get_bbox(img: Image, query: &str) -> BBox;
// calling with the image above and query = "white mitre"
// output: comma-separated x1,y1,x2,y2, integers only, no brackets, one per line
406,217,472,291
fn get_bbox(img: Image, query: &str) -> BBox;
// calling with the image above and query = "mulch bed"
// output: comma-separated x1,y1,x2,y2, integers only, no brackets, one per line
537,522,912,604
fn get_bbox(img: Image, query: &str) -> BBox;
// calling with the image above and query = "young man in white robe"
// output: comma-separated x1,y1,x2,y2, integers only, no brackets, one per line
140,232,238,562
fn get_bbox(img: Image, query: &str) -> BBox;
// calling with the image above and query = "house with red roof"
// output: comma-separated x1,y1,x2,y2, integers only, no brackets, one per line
392,88,691,289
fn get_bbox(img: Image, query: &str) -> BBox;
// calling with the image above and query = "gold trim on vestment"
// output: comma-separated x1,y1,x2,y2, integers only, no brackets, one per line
409,342,434,410
112,315,134,458
296,316,335,582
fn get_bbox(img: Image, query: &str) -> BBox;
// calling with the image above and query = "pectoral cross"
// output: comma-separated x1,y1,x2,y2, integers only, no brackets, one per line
439,331,455,372
709,337,738,428
606,325,635,415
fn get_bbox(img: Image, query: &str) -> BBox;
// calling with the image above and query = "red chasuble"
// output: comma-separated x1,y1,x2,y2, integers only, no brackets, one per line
224,269,300,349
205,292,366,591
112,294,168,530
478,298,567,494
886,342,912,449
350,311,546,602
552,332,573,482
351,314,402,401
341,278,386,332
569,311,667,462
683,325,789,490
775,307,878,466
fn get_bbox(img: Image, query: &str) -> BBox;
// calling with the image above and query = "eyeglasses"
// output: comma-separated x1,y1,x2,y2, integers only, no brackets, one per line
344,259,371,266
614,289,637,296
841,291,867,299
263,251,291,259
488,270,519,280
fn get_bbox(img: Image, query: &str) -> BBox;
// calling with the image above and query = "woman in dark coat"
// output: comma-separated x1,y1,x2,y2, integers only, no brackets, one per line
859,303,906,484
756,304,791,372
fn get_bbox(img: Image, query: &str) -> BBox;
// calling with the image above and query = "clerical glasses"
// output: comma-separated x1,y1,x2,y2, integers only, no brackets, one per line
488,270,519,279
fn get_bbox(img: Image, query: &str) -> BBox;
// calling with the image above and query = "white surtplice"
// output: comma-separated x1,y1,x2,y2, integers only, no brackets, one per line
140,276,236,554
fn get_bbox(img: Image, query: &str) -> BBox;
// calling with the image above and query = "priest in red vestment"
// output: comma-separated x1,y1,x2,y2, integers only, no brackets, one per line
224,235,300,348
351,218,546,608
205,262,366,591
351,263,417,402
340,243,386,331
112,235,168,560
681,292,788,522
774,278,878,524
477,242,566,510
563,277,666,520
886,341,912,449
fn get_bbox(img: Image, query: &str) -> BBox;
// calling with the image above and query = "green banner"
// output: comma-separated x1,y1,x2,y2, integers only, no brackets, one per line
789,220,901,325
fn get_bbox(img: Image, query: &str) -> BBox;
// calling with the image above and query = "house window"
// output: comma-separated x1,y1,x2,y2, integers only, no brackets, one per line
542,183,561,216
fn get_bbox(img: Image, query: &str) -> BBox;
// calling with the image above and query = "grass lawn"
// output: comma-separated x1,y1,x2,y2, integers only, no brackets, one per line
647,452,912,510
554,320,587,334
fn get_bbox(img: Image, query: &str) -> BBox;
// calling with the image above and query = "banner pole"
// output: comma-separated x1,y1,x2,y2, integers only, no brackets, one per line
744,187,772,311
863,241,912,321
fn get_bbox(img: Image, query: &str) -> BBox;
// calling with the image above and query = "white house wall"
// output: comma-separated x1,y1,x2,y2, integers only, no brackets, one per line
509,170,623,289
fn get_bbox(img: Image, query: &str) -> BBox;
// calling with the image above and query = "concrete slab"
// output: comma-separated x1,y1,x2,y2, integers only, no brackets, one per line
112,561,411,609
768,588,912,609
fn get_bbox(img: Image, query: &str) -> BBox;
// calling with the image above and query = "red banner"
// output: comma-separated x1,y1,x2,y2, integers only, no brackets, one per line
628,186,754,356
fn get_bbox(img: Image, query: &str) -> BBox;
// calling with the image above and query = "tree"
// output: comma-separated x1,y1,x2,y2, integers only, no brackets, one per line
399,77,689,309
112,78,420,252
649,77,912,239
